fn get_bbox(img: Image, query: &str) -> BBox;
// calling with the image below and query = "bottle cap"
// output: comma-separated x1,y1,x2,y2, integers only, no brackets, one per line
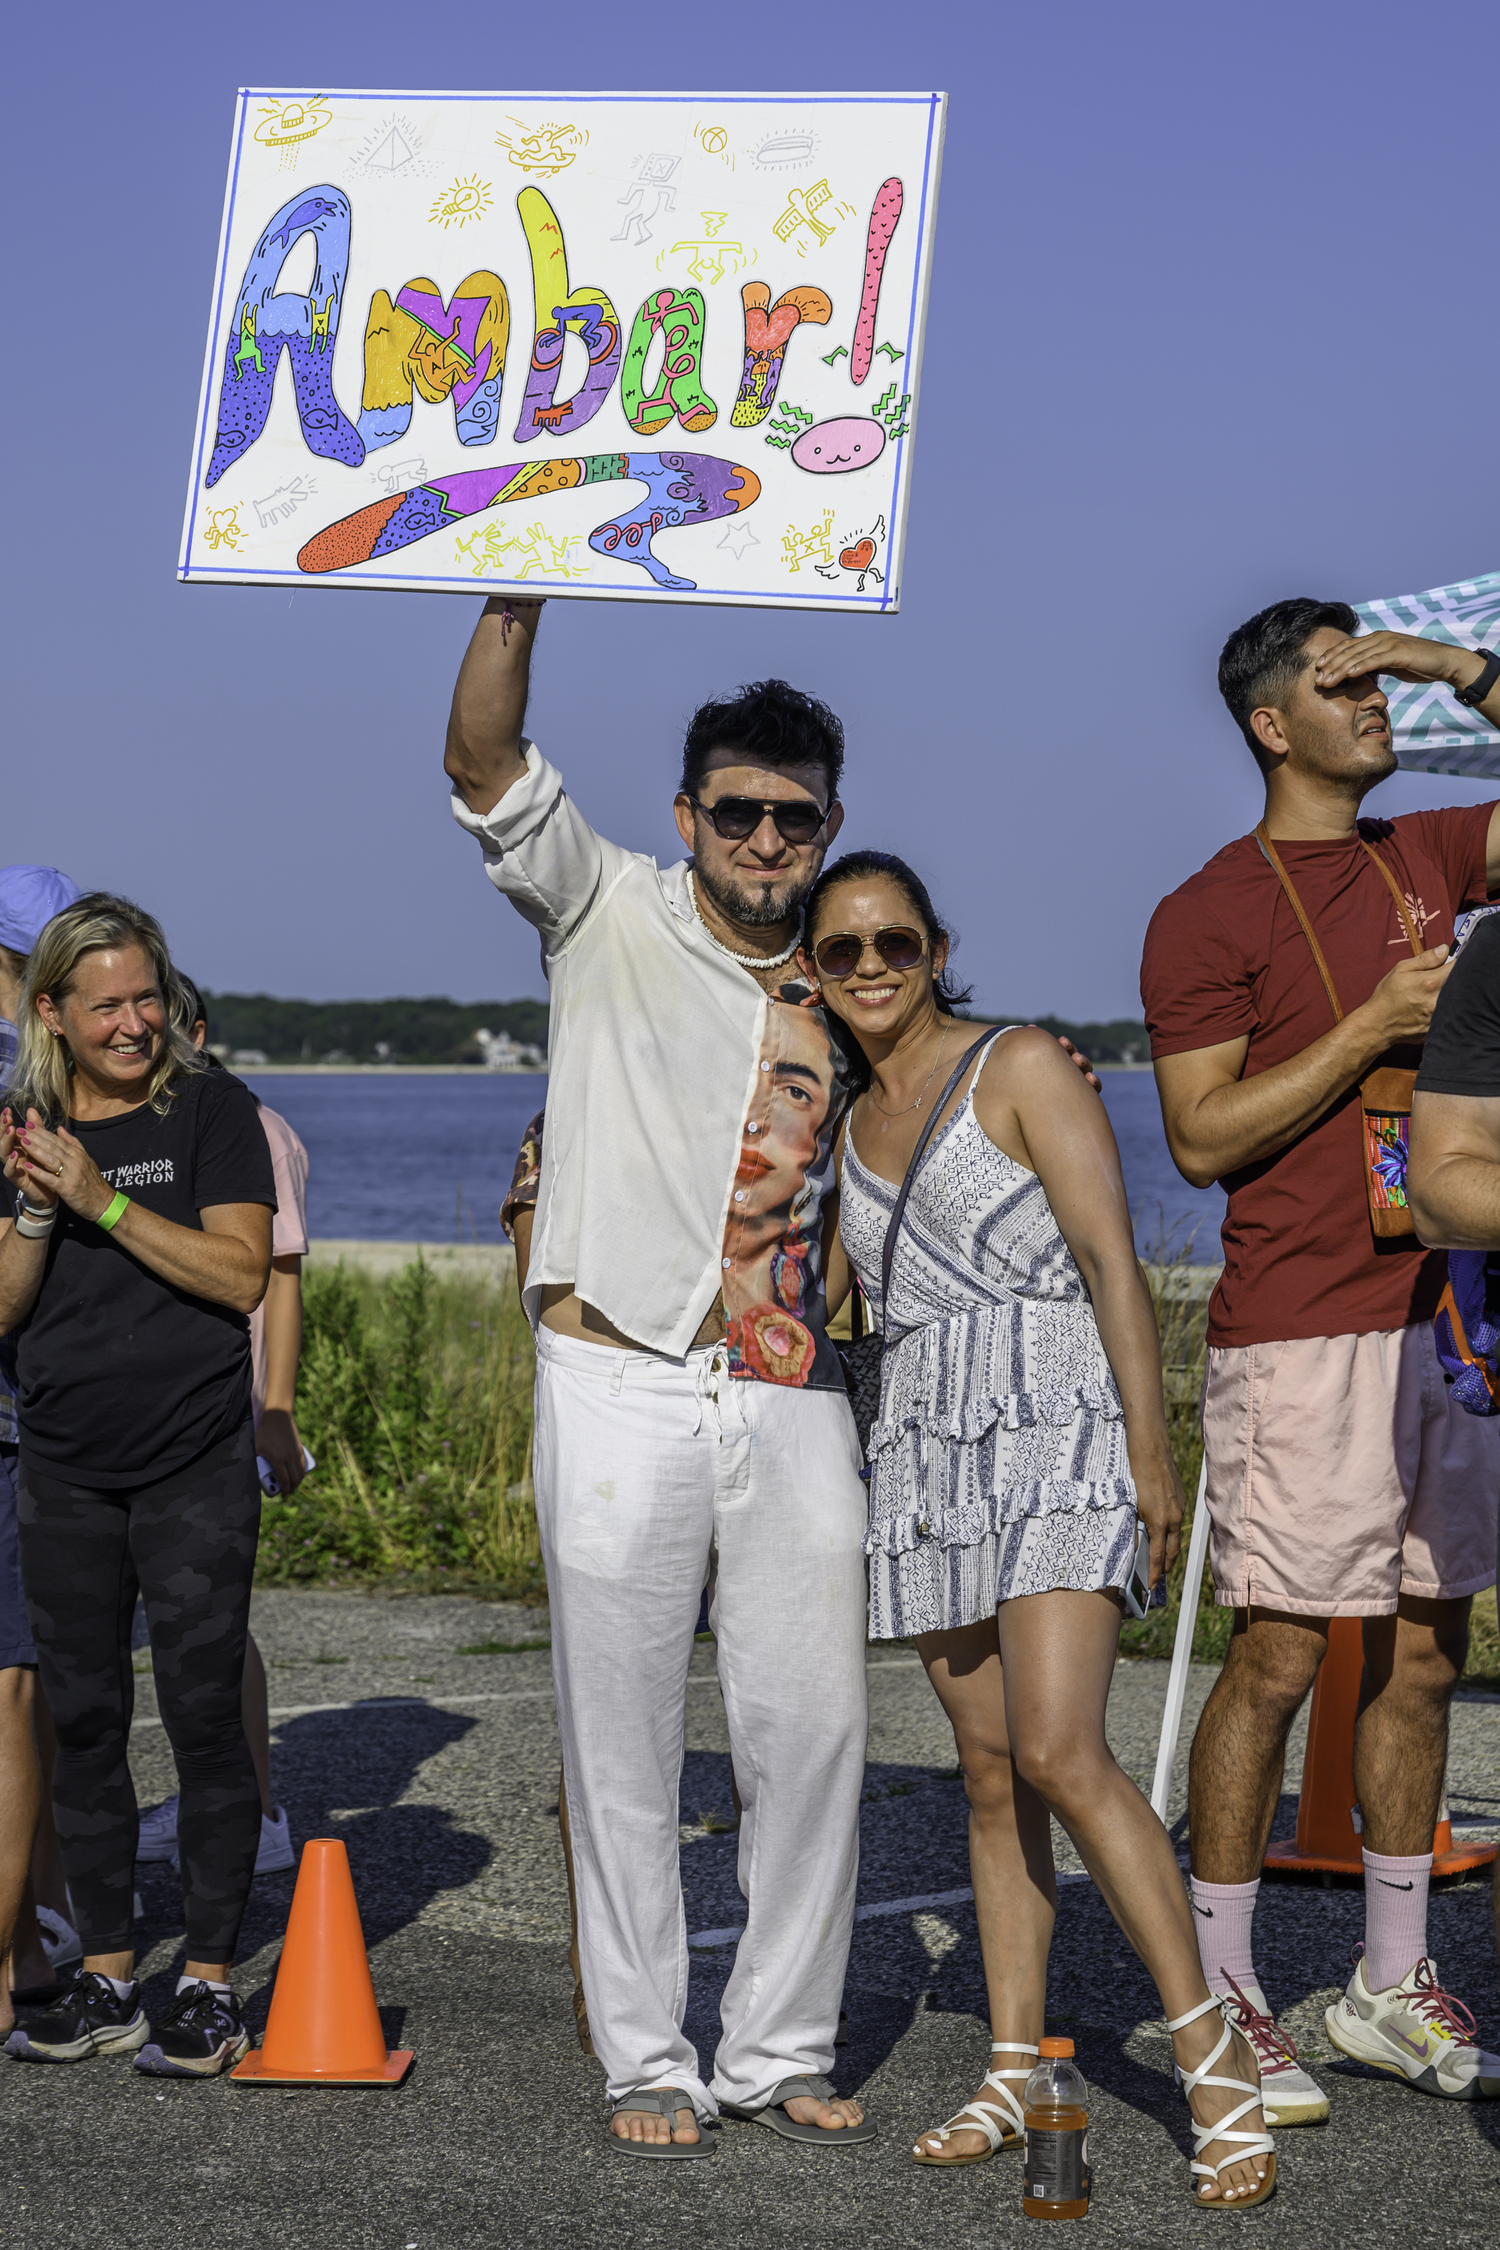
1038,2037,1075,2057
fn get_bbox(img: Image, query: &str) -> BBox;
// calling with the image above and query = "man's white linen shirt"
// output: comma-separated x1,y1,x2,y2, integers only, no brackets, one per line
452,741,794,1356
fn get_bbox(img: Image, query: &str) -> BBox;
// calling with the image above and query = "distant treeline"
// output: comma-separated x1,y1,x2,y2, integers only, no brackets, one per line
201,991,1148,1068
984,1014,1150,1065
201,993,550,1066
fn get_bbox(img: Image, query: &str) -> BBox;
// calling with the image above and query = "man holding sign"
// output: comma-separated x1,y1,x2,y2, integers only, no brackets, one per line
443,595,873,2156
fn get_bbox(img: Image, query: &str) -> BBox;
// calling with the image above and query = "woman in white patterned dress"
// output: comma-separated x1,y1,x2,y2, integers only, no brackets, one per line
802,852,1274,2209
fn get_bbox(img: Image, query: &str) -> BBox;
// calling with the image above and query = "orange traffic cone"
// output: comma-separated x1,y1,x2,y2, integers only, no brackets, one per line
1263,1617,1495,1880
232,1838,413,2084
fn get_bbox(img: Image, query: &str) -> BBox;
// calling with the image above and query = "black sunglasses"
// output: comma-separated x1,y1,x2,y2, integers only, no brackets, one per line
812,925,927,979
686,793,830,845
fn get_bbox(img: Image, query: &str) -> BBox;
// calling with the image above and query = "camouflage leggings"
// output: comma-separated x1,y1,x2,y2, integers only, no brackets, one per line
18,1421,262,1959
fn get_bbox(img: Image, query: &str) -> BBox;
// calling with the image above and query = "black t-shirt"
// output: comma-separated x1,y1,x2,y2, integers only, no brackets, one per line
1416,913,1500,1097
17,1070,277,1485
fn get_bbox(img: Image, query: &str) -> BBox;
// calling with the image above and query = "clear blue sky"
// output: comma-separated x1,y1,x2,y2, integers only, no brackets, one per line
9,1,1497,1016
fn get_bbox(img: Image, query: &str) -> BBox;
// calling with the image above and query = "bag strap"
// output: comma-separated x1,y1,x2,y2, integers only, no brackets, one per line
1254,821,1424,1031
879,1032,996,1313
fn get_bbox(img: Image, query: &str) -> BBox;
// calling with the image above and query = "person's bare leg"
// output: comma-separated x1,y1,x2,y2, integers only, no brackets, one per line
1188,1609,1328,1882
1355,1597,1469,1855
0,1666,47,2032
28,1680,68,1918
241,1634,273,1819
1000,1591,1270,2203
907,1617,1056,2162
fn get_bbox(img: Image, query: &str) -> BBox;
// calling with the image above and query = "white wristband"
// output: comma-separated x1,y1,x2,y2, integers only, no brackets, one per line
15,1203,57,1239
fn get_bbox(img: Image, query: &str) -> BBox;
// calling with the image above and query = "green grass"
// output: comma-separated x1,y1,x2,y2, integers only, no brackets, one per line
256,1258,543,1597
263,1250,1500,1687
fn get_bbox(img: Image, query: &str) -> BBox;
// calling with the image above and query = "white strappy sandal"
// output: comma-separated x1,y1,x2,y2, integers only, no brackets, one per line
911,2040,1039,2166
1167,1994,1277,2208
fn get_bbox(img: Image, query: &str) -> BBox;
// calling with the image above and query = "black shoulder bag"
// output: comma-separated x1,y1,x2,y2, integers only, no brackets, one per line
836,1035,994,1455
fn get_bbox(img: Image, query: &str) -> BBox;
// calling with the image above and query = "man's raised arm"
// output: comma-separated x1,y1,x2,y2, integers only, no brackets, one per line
444,596,545,815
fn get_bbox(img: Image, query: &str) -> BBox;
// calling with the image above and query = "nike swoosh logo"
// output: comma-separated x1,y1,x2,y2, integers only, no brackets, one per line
1391,2029,1430,2058
1192,1904,1213,1917
1377,1879,1415,1891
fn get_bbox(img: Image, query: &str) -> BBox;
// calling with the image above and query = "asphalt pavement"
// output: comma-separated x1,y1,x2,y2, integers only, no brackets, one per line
6,1587,1499,2248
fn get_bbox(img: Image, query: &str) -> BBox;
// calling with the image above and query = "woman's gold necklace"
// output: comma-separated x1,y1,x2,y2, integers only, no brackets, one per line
867,1018,953,1131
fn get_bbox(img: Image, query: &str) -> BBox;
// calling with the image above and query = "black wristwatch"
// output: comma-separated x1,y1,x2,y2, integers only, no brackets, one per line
1454,647,1500,708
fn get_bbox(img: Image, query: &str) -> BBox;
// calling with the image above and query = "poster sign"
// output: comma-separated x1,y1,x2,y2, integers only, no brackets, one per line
180,89,946,612
1355,571,1500,777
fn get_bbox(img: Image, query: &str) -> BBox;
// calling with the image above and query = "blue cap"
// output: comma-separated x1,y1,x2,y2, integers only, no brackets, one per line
0,865,82,956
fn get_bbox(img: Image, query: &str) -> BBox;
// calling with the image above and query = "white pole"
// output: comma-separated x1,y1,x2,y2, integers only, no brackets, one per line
1149,1452,1211,1823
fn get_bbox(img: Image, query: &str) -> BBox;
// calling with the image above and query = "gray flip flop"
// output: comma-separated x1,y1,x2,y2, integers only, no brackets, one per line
607,2087,716,2159
719,2073,878,2146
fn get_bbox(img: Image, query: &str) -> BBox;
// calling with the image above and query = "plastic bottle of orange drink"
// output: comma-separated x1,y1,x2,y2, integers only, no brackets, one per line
1022,2036,1091,2221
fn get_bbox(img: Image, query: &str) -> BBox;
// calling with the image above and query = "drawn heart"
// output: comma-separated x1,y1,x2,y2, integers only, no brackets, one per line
744,304,804,354
841,538,876,571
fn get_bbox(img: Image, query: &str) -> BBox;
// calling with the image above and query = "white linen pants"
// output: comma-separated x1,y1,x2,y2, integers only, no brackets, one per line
533,1327,870,2117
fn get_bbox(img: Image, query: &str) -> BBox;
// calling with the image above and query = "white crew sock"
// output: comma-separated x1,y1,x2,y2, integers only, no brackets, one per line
1187,1875,1261,1996
104,1974,136,2002
1361,1849,1433,1992
177,1974,232,1999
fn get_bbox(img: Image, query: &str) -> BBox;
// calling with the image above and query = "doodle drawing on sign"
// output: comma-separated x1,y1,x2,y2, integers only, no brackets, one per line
351,114,430,180
613,153,679,246
622,290,717,438
732,285,832,428
254,95,333,170
660,213,754,287
453,519,590,579
695,124,732,166
781,510,834,574
298,451,760,595
494,119,588,177
254,476,319,530
764,400,814,451
790,417,886,474
851,180,903,386
512,189,622,446
772,181,856,257
359,273,509,452
815,512,885,593
371,455,425,494
430,176,493,230
753,128,819,172
206,187,363,487
203,506,245,552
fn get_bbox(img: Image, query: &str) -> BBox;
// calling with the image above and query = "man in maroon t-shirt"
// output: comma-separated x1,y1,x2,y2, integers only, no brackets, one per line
1141,596,1500,2116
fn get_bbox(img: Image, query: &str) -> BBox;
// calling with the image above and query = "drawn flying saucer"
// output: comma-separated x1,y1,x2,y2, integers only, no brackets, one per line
752,128,819,171
255,96,334,151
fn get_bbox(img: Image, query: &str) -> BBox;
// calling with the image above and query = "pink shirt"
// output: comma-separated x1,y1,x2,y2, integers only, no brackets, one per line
250,1103,309,1424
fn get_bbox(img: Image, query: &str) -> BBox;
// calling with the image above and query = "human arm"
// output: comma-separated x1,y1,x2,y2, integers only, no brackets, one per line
1407,1095,1500,1248
822,1189,853,1320
0,1109,49,1329
1313,632,1500,885
6,1109,271,1315
977,1031,1183,1585
1154,945,1454,1188
443,597,546,816
255,1256,306,1493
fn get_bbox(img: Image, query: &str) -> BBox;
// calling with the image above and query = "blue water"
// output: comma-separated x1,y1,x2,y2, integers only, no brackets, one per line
245,1066,1228,1263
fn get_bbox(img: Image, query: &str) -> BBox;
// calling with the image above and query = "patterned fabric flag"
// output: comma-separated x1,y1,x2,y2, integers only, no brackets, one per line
1355,571,1500,776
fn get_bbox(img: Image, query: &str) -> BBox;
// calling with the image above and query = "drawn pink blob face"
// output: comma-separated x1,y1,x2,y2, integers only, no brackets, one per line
790,417,887,473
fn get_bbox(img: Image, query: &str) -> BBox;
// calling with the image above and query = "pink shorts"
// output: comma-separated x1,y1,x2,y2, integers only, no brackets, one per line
1202,1324,1499,1617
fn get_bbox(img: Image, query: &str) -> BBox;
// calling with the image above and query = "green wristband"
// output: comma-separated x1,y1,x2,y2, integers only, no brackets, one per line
97,1190,130,1234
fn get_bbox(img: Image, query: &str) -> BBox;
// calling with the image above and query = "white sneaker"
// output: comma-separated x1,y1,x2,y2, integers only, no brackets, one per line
1220,1976,1329,2126
255,1807,296,1876
1325,1953,1500,2099
135,1794,180,1862
34,1905,83,1976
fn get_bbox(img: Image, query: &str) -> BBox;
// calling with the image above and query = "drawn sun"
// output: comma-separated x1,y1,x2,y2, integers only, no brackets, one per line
430,175,494,229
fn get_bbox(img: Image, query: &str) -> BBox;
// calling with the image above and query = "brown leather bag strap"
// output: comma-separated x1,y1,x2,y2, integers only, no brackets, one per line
1254,823,1345,1024
1356,836,1424,958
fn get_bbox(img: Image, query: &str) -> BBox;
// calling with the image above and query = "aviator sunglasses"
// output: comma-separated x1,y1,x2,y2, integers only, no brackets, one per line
686,793,831,845
812,925,927,979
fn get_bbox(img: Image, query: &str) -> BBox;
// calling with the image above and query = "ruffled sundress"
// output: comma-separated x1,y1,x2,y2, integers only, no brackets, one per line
840,1031,1138,1639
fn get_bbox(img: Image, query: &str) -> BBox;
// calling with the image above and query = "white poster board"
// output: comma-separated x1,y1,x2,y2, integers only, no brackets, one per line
180,89,946,612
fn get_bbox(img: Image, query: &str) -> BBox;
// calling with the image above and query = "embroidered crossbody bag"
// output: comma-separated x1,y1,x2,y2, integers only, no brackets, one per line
1254,822,1425,1239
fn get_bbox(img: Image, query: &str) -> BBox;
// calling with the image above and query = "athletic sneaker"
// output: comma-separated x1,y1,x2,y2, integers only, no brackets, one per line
254,1807,296,1875
140,1796,296,1877
35,1904,83,1975
1325,1951,1500,2098
135,1793,180,1862
1220,1975,1330,2126
135,1982,252,2078
4,1969,149,2064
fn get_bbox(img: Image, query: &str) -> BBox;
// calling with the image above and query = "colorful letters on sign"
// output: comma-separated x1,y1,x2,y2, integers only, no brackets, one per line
183,93,945,610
